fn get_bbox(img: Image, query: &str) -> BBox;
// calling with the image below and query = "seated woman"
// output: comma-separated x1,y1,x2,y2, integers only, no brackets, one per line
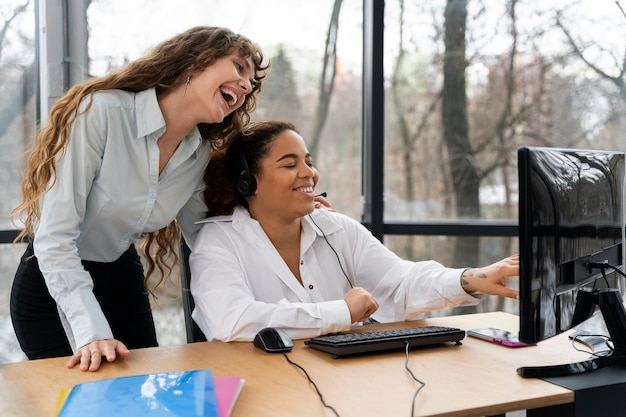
189,120,519,342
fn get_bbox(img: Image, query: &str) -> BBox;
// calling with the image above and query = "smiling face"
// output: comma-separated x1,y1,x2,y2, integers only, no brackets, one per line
188,51,255,124
248,129,320,223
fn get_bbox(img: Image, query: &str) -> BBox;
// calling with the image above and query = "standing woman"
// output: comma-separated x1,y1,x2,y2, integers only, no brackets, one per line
10,26,268,371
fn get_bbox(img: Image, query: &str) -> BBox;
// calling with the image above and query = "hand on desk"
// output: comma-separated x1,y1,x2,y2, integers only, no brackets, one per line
460,254,520,300
66,339,130,372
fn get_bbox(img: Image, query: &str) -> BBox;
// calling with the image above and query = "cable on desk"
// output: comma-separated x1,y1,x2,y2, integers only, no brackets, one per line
282,352,341,417
404,341,426,417
570,333,613,358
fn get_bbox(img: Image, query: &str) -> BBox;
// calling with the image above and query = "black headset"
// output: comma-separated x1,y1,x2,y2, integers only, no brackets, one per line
237,153,257,197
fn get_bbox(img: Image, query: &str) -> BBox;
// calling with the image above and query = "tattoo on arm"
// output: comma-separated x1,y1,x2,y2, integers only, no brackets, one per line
463,268,487,278
461,268,487,287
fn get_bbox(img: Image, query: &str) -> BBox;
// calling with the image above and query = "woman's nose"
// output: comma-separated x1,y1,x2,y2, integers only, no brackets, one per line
240,78,252,93
300,164,315,177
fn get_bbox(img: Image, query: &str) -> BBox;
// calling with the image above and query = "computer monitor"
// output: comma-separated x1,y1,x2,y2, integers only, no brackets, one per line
516,146,626,378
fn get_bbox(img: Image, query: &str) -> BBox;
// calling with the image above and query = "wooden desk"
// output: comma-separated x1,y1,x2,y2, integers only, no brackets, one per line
0,312,590,417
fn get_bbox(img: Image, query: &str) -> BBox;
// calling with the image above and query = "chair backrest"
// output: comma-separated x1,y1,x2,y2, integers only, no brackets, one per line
179,239,207,343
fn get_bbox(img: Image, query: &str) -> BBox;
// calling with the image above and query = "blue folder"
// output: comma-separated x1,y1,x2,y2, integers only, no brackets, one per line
57,369,218,417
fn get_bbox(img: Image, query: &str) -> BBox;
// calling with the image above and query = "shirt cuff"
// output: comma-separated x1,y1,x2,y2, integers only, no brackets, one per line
443,267,483,303
318,299,353,334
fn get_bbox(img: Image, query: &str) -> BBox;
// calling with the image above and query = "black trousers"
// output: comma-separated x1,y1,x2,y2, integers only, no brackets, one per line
10,243,158,360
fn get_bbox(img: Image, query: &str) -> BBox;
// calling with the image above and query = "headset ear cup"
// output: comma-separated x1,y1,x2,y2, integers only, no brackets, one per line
237,153,257,197
237,172,256,197
236,174,248,196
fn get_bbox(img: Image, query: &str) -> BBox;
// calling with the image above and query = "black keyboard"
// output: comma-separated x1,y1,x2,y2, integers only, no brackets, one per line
304,325,465,357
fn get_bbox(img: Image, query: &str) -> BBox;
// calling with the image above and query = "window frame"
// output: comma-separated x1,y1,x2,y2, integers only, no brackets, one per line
0,0,518,245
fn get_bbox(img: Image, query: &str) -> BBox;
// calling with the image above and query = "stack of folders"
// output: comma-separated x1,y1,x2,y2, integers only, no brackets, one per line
55,369,244,417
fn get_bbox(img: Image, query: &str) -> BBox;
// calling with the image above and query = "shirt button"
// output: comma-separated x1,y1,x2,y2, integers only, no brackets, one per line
300,260,304,265
308,284,314,290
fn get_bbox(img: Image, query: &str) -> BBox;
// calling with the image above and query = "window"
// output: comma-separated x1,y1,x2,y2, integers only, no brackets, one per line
1,0,625,364
88,0,363,218
0,1,35,364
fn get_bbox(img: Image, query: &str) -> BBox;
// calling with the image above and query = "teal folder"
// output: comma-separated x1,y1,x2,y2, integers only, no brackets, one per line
57,369,218,417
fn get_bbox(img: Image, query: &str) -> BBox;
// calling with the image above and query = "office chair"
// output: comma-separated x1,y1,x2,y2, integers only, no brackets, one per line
179,239,207,343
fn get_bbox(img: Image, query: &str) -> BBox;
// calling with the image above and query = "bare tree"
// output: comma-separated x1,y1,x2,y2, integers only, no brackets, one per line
556,2,626,106
0,1,32,140
308,0,343,158
258,45,301,122
550,0,626,155
389,0,442,256
391,0,443,206
442,0,480,265
0,1,29,63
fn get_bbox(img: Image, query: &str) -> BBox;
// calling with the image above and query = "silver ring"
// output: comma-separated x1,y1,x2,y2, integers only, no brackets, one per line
90,350,100,356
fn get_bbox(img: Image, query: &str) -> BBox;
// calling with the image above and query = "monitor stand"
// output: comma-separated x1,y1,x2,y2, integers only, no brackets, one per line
517,288,626,378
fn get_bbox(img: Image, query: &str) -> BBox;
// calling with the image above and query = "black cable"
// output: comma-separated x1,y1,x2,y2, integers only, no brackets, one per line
308,213,379,326
601,268,610,288
570,333,613,358
282,352,340,417
586,261,623,288
307,214,353,288
587,261,626,279
590,268,610,290
403,341,426,417
605,262,626,278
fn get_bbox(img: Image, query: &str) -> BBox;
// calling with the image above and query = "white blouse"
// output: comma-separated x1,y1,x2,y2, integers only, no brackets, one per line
33,88,211,351
190,206,480,342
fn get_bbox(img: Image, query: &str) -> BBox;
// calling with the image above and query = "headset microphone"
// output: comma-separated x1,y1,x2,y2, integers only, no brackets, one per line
315,192,327,198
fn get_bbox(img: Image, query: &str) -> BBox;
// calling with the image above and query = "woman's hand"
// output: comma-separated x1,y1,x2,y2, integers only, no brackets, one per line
344,287,379,323
314,194,335,211
460,254,519,299
66,339,131,372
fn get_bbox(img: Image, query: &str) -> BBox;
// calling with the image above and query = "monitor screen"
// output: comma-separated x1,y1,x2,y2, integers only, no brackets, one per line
518,147,626,347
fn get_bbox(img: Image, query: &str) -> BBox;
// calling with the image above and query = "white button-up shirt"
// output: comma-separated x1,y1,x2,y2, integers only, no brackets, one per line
33,88,211,350
190,207,480,342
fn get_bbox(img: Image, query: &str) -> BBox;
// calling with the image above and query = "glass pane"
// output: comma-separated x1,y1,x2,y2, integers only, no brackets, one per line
0,1,36,364
383,0,626,223
87,0,363,346
88,0,363,217
0,1,35,229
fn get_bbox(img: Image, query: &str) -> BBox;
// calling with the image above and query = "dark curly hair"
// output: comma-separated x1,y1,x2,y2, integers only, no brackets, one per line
204,120,299,217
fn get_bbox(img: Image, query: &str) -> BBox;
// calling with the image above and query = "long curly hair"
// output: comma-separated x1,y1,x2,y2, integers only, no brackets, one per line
11,26,270,292
204,120,299,217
